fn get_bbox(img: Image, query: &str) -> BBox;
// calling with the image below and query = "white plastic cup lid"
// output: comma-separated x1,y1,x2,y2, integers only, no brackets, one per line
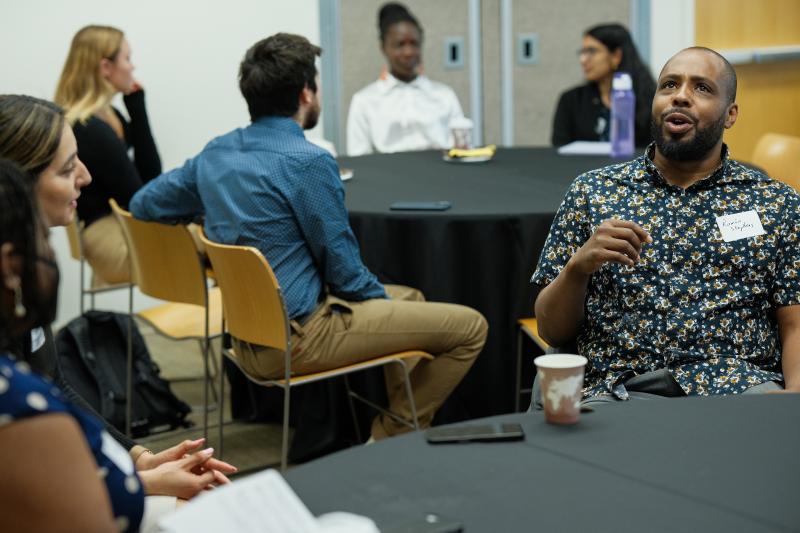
534,354,588,369
449,117,474,130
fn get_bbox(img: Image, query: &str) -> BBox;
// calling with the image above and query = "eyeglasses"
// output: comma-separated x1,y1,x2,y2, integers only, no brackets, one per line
577,47,602,58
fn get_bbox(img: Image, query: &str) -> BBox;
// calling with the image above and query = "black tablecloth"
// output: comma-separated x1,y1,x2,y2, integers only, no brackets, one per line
341,148,619,422
286,394,800,532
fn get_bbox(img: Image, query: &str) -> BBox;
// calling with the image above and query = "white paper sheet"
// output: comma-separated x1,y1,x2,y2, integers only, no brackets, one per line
158,469,377,533
556,141,611,156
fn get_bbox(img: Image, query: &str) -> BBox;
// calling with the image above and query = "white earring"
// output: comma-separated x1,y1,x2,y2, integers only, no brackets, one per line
13,285,26,318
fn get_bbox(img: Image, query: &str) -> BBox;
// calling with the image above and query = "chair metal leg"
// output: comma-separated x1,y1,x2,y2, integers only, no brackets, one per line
343,374,363,443
396,359,420,430
217,316,227,459
343,359,420,431
281,383,290,471
207,341,220,403
202,312,210,443
515,328,523,413
218,342,226,460
125,284,134,436
194,338,220,404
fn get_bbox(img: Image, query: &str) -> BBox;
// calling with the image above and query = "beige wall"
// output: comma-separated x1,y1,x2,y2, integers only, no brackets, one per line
340,0,632,149
481,0,502,145
0,0,321,327
510,0,630,146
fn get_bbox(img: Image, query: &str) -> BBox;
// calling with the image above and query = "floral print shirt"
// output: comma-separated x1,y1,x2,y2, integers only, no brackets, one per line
532,145,800,399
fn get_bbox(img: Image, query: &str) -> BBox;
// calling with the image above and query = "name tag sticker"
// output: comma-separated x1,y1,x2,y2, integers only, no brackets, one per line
715,210,766,242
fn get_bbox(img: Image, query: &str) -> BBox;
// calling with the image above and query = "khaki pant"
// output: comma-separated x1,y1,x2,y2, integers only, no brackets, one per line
234,285,488,440
82,214,131,287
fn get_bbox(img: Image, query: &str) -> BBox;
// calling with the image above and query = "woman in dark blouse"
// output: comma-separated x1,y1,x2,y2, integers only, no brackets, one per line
55,25,161,285
551,23,656,148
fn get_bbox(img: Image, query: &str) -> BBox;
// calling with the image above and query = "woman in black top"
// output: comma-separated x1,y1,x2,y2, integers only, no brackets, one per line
55,25,161,285
552,23,656,148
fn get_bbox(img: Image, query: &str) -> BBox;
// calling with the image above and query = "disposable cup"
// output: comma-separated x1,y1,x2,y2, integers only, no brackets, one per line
449,117,474,149
534,354,588,425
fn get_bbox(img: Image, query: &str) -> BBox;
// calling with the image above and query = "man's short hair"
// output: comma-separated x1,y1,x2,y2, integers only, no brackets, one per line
239,33,322,121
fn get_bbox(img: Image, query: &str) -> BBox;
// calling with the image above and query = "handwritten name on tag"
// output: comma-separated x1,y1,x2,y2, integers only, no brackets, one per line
715,210,766,242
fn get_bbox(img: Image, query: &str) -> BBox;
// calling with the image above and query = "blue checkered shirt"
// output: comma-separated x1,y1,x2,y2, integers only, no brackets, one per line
130,116,385,320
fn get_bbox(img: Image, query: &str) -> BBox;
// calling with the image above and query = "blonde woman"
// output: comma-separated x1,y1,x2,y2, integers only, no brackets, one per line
55,25,161,285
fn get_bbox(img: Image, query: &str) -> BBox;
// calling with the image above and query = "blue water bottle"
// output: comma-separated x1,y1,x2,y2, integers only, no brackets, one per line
610,72,635,157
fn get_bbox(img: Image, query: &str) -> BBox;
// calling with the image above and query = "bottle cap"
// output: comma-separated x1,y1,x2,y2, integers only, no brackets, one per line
612,72,632,91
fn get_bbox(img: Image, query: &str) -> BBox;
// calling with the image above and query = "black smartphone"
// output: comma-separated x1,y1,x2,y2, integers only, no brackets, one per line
425,423,525,444
389,200,452,211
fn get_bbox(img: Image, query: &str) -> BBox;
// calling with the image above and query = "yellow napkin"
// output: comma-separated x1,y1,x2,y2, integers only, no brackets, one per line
447,144,497,159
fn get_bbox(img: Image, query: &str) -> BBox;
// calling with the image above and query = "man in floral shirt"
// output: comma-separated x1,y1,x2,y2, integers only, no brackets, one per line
532,47,800,401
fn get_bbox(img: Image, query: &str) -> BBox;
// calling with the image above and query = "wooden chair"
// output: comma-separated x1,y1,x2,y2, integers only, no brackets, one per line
751,133,800,191
515,317,551,412
64,218,132,314
198,229,432,470
109,200,222,438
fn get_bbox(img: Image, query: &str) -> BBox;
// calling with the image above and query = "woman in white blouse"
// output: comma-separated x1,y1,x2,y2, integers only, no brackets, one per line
347,2,465,156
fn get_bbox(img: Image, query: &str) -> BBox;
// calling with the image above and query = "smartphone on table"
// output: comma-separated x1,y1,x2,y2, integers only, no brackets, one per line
389,200,452,211
425,423,525,444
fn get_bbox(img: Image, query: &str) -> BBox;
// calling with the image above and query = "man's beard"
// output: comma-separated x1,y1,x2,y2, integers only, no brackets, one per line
650,110,726,162
303,103,320,130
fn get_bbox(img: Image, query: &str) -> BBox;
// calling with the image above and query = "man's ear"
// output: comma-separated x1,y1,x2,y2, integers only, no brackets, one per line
724,102,738,129
0,243,22,292
299,85,314,106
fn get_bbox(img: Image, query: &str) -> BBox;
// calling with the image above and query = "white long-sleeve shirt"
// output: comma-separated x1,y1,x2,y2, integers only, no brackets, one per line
346,74,465,156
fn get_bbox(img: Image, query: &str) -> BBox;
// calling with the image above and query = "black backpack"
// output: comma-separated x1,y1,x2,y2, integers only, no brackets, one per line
55,311,192,438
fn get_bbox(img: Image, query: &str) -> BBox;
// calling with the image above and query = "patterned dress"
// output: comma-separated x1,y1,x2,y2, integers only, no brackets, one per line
0,354,144,531
533,145,800,399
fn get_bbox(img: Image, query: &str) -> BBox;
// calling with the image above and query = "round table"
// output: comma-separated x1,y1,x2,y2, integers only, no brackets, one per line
339,148,619,421
285,394,799,532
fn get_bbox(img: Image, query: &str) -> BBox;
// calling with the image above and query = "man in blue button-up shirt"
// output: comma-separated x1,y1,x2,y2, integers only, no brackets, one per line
130,33,487,441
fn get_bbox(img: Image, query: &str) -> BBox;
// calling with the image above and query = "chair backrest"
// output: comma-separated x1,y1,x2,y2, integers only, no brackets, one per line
751,133,800,191
109,199,207,307
65,218,82,261
198,228,290,351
